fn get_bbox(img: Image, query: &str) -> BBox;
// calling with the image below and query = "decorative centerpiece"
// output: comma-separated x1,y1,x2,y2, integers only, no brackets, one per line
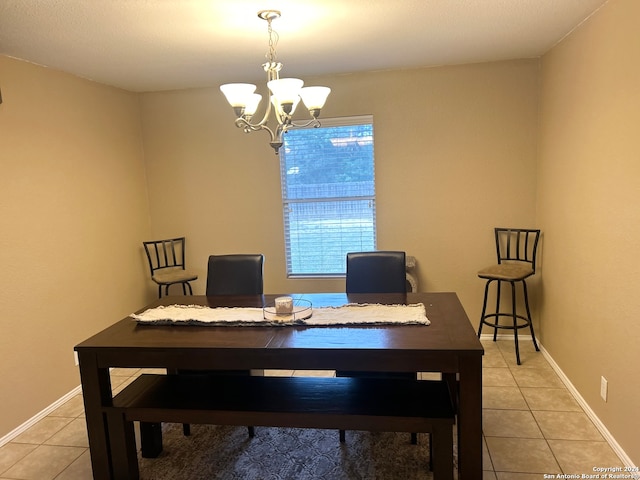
274,296,294,315
263,298,312,323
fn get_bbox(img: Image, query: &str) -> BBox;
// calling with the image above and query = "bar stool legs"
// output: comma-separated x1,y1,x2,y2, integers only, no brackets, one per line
478,277,539,365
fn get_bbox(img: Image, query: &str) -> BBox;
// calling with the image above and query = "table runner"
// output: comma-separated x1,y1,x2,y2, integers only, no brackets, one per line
131,303,430,326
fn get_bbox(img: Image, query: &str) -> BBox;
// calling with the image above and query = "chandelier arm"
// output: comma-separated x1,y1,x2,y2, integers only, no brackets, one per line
247,92,274,129
290,118,322,129
234,118,274,138
233,117,282,147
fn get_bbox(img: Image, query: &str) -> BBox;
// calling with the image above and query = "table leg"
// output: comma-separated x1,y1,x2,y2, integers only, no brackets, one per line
457,354,483,479
106,411,139,479
78,353,114,480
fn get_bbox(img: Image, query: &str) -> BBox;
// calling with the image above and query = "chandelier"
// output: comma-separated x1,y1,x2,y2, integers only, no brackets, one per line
220,10,331,154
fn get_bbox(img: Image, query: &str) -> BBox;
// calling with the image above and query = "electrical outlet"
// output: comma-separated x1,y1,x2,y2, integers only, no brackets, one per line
600,376,608,401
74,351,79,367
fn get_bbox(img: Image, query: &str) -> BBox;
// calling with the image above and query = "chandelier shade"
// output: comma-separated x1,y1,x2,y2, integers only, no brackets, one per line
300,86,331,113
219,10,331,154
219,83,256,112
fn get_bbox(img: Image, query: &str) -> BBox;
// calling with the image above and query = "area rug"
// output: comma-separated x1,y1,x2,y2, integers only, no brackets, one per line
138,423,458,479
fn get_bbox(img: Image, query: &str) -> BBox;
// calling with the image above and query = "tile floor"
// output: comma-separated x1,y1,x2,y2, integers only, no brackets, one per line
0,338,627,479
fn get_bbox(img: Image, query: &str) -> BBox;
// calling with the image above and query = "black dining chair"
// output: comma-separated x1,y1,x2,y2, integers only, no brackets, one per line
142,237,198,298
140,254,264,457
206,254,264,296
183,254,265,437
344,250,407,295
337,251,420,444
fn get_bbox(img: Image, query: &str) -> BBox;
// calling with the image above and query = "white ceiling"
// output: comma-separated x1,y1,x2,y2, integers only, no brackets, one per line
0,0,608,93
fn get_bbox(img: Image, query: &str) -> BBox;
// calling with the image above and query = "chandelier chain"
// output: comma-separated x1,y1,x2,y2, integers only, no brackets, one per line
265,18,279,65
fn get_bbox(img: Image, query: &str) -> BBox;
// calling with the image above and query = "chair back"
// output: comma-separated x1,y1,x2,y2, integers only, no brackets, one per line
206,254,264,295
346,251,407,294
495,228,541,273
143,237,188,277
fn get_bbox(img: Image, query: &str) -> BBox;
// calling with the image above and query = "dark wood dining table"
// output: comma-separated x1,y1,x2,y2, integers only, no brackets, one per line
75,292,483,479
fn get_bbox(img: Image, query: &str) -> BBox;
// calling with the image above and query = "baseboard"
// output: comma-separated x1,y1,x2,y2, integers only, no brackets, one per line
538,344,638,473
481,333,637,471
0,385,83,447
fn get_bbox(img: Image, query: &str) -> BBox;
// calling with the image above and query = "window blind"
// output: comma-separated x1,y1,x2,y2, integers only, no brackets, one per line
280,116,376,276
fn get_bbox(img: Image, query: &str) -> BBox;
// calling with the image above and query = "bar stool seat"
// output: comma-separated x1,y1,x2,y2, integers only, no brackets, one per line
478,263,533,281
477,228,541,365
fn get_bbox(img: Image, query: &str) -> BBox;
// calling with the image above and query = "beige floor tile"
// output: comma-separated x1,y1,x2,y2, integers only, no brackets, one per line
496,338,538,353
264,369,294,376
483,368,517,387
2,445,85,480
292,370,335,377
44,418,89,447
138,368,167,375
480,336,502,345
520,387,581,412
483,387,528,410
511,368,564,388
112,375,137,395
483,436,494,471
483,410,543,438
533,411,603,441
482,348,509,368
54,449,93,480
108,375,130,391
496,341,545,365
480,339,506,360
484,470,498,480
485,437,560,473
480,338,502,353
548,439,625,474
502,349,548,369
12,417,73,444
48,395,85,418
496,473,546,480
0,443,38,474
109,367,141,376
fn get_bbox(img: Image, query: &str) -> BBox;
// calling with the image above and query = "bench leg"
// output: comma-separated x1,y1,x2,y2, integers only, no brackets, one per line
140,422,163,458
430,423,454,480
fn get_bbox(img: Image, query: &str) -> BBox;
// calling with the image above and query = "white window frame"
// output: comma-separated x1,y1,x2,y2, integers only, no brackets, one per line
279,115,377,277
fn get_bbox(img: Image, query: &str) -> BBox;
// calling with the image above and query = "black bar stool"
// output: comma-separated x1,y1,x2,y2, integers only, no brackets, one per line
477,228,541,365
142,237,197,298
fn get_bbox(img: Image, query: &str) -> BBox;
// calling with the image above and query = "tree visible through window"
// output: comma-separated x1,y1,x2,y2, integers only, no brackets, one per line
280,116,376,276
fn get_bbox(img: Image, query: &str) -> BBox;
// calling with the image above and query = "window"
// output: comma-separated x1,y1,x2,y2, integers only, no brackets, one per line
280,115,376,276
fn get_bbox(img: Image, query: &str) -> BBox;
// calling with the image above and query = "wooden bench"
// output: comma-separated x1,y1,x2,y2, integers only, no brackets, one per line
106,374,455,479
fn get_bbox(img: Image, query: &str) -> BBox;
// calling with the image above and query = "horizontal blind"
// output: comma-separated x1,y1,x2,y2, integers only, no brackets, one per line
280,117,376,276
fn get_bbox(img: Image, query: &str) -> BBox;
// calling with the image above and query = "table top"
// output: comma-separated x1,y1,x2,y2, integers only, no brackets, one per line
75,292,483,372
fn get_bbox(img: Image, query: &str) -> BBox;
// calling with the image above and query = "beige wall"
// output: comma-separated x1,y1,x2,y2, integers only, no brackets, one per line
140,59,540,321
0,56,151,436
538,0,640,463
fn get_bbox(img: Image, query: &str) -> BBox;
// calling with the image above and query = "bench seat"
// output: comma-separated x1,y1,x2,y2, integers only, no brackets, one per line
106,374,455,479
